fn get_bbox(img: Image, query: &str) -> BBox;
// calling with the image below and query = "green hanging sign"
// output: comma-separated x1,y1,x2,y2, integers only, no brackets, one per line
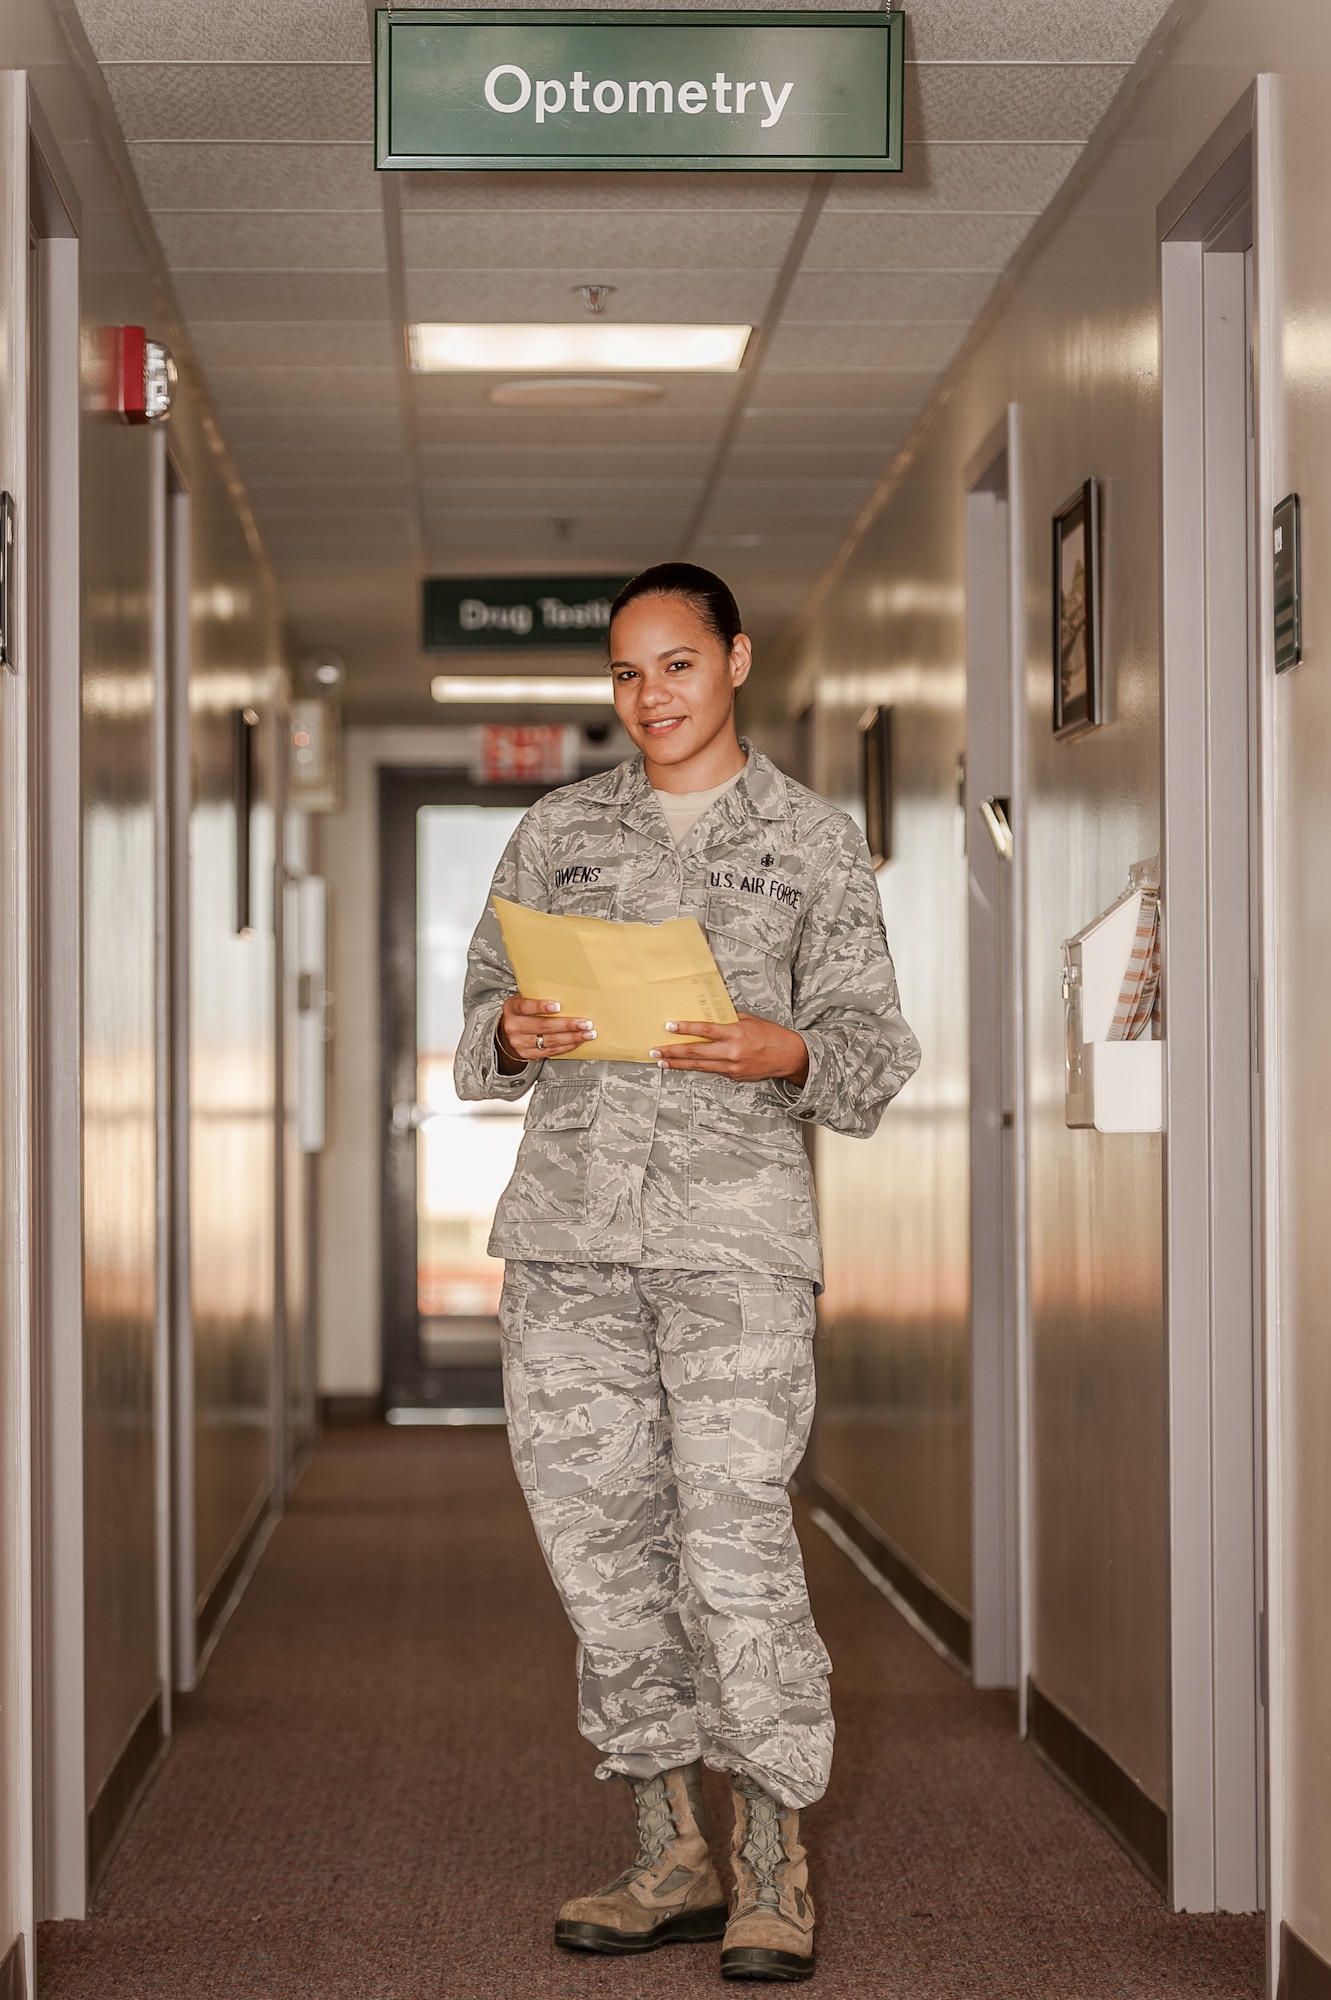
423,575,630,652
376,9,905,173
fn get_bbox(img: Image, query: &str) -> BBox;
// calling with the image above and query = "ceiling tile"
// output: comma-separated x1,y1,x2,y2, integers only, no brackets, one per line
764,322,966,372
202,365,398,409
190,322,397,368
422,518,683,564
102,62,370,143
783,269,996,322
404,269,773,324
704,475,878,514
418,408,722,450
402,210,795,272
422,476,697,510
77,0,369,61
727,447,898,480
154,211,386,271
740,410,905,449
829,140,1082,213
402,168,812,213
173,271,390,320
903,0,1176,61
130,141,380,212
263,518,410,542
419,446,712,481
911,62,1130,143
802,209,1033,272
412,371,738,412
235,445,408,481
750,370,941,410
225,408,405,446
252,492,414,518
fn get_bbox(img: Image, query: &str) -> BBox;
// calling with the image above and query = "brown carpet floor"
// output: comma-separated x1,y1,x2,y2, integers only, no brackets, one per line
40,1426,1263,1998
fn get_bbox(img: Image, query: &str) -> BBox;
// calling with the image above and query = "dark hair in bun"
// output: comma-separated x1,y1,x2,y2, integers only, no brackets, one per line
610,563,742,649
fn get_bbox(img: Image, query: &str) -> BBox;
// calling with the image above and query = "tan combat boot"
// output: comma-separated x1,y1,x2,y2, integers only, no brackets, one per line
720,1771,816,1982
554,1763,727,1955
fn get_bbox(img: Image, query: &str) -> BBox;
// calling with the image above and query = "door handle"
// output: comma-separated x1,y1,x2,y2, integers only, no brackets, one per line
978,795,1014,861
390,1100,429,1134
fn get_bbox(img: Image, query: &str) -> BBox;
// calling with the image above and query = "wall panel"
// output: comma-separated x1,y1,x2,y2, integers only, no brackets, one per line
776,0,1322,1850
21,0,287,1902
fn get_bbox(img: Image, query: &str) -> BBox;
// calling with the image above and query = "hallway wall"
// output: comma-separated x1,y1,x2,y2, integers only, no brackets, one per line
1269,34,1331,1970
779,0,1331,1958
69,64,288,1894
0,0,293,1953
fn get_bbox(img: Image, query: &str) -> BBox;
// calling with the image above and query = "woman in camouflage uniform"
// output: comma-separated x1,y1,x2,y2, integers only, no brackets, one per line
456,564,919,1982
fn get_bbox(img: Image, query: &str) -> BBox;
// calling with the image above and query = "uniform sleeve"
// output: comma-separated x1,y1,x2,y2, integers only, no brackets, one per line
453,805,550,1103
774,816,920,1136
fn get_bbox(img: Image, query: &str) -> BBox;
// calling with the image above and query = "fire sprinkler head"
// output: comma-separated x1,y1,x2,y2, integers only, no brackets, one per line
574,284,616,316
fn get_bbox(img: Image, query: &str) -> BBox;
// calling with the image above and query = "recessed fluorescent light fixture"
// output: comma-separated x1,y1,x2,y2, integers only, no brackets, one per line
410,323,750,373
430,675,615,706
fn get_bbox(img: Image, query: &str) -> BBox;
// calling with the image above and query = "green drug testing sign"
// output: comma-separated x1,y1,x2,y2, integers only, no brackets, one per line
424,576,631,651
376,9,904,172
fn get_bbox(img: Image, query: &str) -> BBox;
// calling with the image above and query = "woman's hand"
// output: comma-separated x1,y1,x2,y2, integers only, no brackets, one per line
650,1013,809,1088
495,995,595,1073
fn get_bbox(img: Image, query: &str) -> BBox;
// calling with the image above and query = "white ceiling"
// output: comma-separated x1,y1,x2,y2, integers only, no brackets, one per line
71,0,1178,722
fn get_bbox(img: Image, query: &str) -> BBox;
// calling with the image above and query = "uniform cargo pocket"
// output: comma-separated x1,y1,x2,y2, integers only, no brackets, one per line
692,1077,797,1141
687,1083,814,1240
776,1617,833,1687
528,1082,599,1131
727,1281,816,1485
517,1082,599,1220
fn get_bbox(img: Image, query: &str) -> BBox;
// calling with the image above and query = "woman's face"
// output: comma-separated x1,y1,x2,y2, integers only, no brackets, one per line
608,593,752,773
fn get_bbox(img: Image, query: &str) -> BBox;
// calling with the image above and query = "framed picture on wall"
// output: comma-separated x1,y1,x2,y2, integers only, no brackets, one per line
1052,479,1102,739
860,704,893,867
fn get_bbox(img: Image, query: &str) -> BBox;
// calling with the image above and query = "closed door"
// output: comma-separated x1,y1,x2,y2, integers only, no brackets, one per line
379,771,542,1419
965,417,1027,1695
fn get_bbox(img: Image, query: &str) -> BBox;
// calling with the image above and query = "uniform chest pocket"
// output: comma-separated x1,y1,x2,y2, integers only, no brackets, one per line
704,890,800,961
704,891,799,1018
517,1082,599,1220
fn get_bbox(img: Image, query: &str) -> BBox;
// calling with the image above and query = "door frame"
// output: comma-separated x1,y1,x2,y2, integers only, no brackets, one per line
151,440,196,1703
1158,81,1276,1927
963,406,1030,1703
25,84,86,1926
378,769,543,1418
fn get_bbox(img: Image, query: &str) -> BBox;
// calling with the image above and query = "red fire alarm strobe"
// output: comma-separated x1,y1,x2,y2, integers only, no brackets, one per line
95,326,177,423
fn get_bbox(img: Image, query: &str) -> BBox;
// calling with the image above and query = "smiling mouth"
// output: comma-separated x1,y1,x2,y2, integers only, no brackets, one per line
642,716,686,733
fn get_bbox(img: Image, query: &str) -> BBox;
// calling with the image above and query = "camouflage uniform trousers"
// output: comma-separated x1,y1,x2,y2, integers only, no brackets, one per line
498,1259,833,1811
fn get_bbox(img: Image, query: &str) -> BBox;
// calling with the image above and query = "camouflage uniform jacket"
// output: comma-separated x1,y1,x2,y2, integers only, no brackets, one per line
454,743,920,1286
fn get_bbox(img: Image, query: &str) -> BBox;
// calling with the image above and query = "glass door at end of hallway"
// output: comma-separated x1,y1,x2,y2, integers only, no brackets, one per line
380,771,544,1421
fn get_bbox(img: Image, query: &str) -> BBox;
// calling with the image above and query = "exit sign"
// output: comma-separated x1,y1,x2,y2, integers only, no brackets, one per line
376,9,904,172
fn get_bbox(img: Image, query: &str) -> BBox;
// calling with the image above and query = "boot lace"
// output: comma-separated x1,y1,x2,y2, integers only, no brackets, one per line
738,1785,787,1912
603,1774,676,1891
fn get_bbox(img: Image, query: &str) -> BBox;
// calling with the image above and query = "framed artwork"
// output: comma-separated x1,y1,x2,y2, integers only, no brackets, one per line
1052,479,1102,739
860,704,893,867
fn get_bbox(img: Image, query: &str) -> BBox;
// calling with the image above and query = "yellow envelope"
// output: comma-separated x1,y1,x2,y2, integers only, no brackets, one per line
493,895,738,1063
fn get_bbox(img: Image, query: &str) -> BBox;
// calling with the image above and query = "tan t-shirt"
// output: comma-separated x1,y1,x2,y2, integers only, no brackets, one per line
652,771,743,846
